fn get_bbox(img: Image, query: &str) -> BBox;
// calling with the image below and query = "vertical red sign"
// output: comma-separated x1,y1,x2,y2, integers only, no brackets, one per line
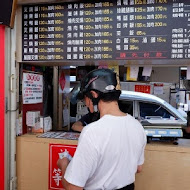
0,25,5,190
49,144,77,190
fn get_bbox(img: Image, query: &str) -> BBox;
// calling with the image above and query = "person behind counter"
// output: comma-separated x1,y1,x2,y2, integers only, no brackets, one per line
70,84,100,133
71,112,100,132
57,68,147,190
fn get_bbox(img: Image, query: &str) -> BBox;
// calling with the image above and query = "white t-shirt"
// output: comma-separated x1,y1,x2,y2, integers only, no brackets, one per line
65,114,147,190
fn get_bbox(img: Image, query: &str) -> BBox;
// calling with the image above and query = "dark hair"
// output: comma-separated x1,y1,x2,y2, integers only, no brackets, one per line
100,91,121,102
85,90,121,102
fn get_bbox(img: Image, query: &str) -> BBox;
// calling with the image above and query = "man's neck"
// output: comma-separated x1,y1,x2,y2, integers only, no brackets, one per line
98,101,126,118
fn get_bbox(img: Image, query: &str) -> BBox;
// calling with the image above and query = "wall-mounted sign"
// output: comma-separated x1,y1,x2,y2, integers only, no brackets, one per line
22,72,43,104
22,1,190,61
49,144,77,190
153,83,164,95
135,84,151,94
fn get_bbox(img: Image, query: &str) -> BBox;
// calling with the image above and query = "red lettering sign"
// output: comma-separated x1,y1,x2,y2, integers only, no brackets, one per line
120,52,126,58
156,52,163,58
135,85,151,94
26,73,41,81
144,52,150,58
132,53,138,58
49,144,77,190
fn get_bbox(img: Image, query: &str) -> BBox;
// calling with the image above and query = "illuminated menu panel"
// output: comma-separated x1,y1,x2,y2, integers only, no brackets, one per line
22,0,190,61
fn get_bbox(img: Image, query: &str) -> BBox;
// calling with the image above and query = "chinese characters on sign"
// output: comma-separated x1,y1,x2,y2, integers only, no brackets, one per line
22,0,190,61
135,84,151,94
49,144,77,190
22,4,65,61
22,72,43,104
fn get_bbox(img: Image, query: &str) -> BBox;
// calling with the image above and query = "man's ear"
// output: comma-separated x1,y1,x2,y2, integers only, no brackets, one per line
90,91,98,98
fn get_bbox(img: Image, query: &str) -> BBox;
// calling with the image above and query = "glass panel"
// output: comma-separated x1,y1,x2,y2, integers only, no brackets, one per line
139,102,174,119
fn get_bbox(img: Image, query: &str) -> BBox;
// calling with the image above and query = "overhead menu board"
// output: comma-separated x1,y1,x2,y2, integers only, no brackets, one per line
22,0,190,61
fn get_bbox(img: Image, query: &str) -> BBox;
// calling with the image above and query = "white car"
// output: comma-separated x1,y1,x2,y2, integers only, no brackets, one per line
119,91,187,140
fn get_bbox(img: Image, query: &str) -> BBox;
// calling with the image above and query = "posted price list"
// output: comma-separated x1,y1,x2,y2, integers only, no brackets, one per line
22,4,65,61
115,0,169,59
171,2,190,59
22,0,190,61
66,2,115,60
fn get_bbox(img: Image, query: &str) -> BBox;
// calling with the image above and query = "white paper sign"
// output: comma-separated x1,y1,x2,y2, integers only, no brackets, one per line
153,84,164,95
130,66,139,79
22,73,43,104
142,66,152,76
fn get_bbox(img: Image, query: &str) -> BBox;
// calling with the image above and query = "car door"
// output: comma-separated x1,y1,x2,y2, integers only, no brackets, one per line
137,100,185,137
138,101,176,121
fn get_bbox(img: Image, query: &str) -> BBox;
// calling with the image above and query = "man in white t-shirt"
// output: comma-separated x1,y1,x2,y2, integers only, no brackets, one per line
57,69,147,190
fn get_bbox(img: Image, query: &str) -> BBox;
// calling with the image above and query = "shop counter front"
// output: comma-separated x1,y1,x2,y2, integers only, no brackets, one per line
135,139,190,190
16,133,78,190
16,134,190,190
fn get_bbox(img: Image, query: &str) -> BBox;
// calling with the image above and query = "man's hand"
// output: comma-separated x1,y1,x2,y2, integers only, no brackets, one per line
57,157,70,189
57,157,83,190
137,165,143,173
72,121,84,132
58,149,72,161
57,157,70,171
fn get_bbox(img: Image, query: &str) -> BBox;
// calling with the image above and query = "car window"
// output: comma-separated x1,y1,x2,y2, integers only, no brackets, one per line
118,100,133,116
139,102,175,119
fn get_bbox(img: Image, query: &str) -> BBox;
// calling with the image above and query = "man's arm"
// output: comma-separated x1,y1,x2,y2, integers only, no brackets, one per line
71,121,84,132
72,113,92,132
137,129,146,174
57,158,83,190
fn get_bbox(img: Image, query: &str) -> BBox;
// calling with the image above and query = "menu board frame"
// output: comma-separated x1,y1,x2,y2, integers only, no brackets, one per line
22,0,190,62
